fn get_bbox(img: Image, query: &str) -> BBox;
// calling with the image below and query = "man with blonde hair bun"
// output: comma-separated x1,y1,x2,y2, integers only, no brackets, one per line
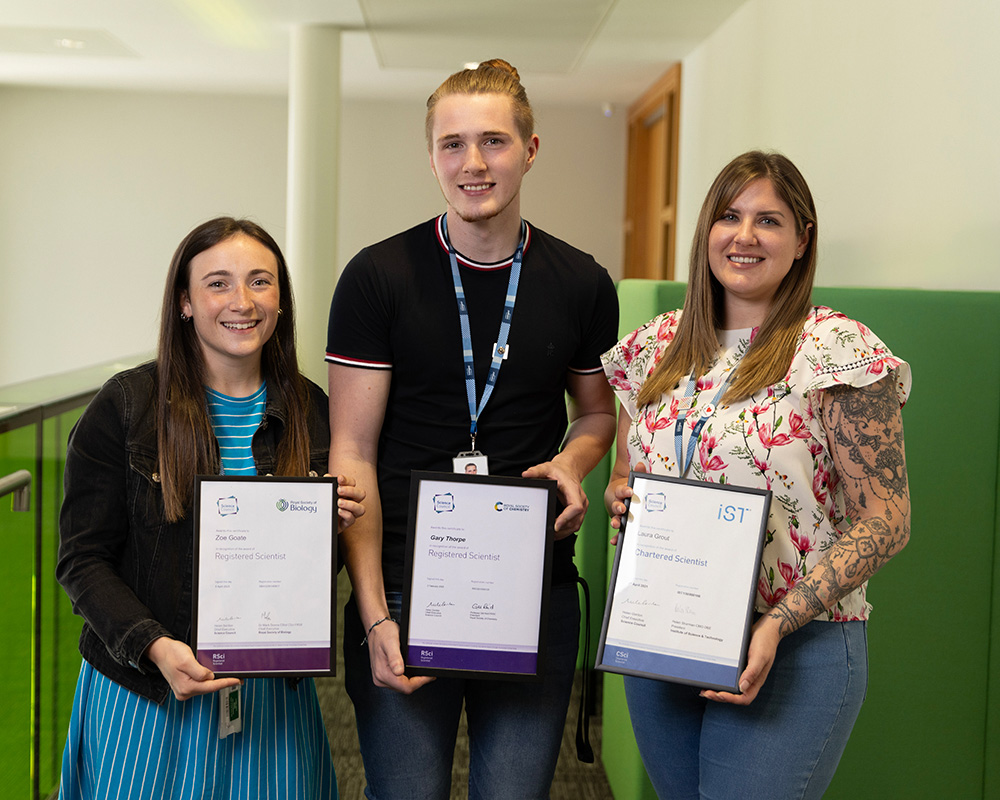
326,59,618,798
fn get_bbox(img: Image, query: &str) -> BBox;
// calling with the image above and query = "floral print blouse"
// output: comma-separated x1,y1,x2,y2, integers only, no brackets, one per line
601,307,911,621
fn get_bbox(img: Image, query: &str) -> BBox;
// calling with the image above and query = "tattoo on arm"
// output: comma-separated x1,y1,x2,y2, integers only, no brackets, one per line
766,375,910,638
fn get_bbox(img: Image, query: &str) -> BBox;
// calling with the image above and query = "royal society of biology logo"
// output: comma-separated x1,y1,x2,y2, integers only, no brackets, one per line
275,498,318,514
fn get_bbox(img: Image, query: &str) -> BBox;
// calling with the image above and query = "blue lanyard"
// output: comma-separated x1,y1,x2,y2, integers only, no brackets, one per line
673,369,736,478
443,214,526,449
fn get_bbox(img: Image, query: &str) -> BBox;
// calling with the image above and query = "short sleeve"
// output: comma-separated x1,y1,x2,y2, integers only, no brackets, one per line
325,249,394,370
601,310,681,418
797,307,912,440
569,267,620,374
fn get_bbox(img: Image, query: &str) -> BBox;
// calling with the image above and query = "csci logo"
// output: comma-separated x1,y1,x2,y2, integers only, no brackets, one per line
275,498,289,512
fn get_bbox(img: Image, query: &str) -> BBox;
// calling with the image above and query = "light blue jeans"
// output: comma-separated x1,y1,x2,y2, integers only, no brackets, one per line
344,584,580,800
624,620,867,800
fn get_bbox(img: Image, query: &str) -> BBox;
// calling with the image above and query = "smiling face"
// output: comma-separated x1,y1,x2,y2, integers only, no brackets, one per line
179,233,280,385
708,178,811,328
428,92,538,230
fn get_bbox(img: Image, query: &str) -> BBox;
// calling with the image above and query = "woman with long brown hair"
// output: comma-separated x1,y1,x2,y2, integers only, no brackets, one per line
57,217,363,799
603,152,911,798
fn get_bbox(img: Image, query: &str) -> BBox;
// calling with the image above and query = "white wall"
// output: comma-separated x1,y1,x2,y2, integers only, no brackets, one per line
0,89,625,387
0,87,288,386
676,0,1000,292
336,98,626,282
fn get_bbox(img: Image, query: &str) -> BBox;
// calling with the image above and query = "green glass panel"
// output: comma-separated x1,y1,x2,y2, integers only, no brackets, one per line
37,411,84,798
0,425,36,799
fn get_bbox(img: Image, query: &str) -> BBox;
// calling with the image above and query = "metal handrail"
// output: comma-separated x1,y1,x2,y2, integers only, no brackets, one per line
0,469,31,511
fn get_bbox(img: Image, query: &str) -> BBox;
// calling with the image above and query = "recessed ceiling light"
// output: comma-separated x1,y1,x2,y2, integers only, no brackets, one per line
54,38,86,50
463,62,479,70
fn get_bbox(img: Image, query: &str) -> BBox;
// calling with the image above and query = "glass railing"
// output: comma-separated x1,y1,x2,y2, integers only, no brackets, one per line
0,354,151,800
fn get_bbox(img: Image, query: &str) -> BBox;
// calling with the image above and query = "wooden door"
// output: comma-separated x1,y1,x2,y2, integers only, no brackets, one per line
623,64,681,280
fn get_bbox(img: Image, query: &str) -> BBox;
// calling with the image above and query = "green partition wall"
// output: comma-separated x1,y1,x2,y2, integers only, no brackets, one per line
597,281,1000,799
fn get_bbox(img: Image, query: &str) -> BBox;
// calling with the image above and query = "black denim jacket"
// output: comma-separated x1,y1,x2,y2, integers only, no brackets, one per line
56,362,330,703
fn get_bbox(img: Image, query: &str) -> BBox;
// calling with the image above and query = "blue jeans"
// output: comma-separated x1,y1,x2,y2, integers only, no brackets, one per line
624,620,868,800
344,584,581,800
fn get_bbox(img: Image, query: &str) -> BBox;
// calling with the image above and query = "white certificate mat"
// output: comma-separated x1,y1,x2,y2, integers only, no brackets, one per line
192,476,336,677
596,472,770,692
400,471,556,680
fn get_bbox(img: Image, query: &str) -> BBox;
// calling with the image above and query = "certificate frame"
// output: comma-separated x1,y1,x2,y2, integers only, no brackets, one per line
191,475,337,678
596,472,770,692
400,470,557,681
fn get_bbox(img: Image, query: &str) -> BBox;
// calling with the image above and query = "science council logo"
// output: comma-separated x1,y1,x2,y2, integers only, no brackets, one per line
433,493,455,513
276,498,319,514
645,492,667,512
217,496,239,517
494,501,531,513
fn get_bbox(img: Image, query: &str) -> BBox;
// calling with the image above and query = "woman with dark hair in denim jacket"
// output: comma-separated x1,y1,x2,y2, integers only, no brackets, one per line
57,217,364,800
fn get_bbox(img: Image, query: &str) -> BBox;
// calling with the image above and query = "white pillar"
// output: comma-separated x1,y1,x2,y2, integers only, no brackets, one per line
286,25,341,386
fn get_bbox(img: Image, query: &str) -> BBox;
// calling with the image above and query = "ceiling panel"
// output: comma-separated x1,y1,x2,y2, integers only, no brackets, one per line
359,0,618,72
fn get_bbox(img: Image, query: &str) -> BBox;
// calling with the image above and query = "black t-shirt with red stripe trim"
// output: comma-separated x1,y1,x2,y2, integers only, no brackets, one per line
326,216,618,592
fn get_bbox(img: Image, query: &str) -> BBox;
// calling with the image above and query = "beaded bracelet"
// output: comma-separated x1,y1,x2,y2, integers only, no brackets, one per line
361,615,394,646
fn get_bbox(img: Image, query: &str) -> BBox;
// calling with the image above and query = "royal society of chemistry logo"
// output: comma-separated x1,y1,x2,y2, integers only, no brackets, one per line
494,501,530,513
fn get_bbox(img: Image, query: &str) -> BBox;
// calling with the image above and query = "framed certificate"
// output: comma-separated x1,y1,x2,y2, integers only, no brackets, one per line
596,472,770,692
400,471,556,681
192,475,337,677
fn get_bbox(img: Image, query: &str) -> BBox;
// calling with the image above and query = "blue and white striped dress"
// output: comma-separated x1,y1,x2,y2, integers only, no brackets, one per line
60,384,338,799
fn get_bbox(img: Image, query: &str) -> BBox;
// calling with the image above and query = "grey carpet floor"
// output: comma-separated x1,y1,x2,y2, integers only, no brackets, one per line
315,578,615,799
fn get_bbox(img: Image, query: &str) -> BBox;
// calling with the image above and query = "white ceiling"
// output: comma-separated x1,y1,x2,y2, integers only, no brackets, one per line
0,0,745,106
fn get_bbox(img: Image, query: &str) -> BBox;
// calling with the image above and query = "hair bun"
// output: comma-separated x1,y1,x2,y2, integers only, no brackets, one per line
478,58,519,82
